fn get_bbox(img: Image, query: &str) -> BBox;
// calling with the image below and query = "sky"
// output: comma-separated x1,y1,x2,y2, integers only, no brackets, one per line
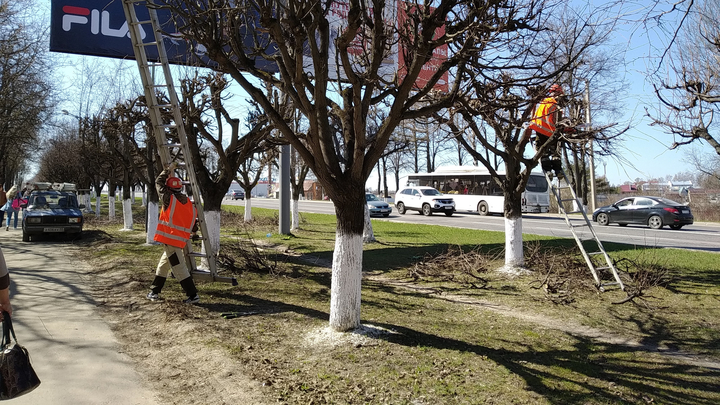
44,0,702,190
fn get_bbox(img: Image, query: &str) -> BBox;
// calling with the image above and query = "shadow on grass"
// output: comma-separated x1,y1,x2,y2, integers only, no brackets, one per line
200,290,719,404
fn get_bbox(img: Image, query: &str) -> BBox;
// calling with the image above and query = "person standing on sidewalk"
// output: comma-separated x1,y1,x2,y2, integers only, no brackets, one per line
146,162,200,304
0,247,13,320
0,185,7,228
4,185,23,231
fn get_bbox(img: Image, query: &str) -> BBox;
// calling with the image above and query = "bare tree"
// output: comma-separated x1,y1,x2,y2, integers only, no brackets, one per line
163,0,544,331
648,0,720,157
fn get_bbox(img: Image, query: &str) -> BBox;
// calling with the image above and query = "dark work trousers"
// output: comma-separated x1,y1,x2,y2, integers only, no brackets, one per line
150,244,197,298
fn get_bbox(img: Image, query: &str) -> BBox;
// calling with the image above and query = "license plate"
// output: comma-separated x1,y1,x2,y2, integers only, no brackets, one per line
681,210,689,214
44,227,64,232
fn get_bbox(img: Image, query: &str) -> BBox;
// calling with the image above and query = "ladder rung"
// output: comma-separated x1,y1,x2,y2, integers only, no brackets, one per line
567,210,583,214
600,282,622,287
157,123,177,128
571,223,588,228
155,104,173,109
142,62,163,68
188,252,207,258
588,251,605,256
560,198,576,202
163,143,182,148
142,41,159,47
595,266,612,271
129,19,152,25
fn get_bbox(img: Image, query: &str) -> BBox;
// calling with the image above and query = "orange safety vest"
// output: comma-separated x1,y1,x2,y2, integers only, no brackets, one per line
154,196,196,248
528,96,558,138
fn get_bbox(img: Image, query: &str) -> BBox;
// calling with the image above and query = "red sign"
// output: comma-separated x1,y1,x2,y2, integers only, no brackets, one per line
396,2,449,92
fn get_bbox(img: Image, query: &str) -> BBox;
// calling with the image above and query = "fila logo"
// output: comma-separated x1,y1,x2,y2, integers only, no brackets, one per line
62,5,147,39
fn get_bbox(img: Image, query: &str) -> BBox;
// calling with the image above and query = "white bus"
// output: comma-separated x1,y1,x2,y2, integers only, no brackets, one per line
405,166,551,215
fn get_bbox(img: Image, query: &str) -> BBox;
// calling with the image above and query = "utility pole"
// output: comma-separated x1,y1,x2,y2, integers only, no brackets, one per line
585,80,597,212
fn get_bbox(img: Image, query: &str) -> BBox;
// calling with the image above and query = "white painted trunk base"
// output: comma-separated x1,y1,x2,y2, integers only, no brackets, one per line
108,196,116,219
121,198,133,231
94,199,101,216
329,233,363,332
199,210,221,270
363,204,375,243
244,198,252,222
504,216,524,268
146,201,159,245
291,199,300,230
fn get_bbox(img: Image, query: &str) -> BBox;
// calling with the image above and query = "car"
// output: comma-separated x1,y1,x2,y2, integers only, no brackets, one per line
21,190,85,242
231,190,245,200
394,186,455,216
591,196,694,230
366,193,392,217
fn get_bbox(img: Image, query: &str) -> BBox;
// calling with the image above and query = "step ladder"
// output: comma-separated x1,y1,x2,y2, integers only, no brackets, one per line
545,169,624,291
121,0,236,286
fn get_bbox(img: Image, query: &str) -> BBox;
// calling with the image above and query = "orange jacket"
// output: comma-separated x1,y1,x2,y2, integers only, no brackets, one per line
154,195,196,248
528,96,558,138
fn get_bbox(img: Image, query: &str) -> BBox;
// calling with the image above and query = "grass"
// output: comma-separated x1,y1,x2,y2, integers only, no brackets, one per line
71,200,720,404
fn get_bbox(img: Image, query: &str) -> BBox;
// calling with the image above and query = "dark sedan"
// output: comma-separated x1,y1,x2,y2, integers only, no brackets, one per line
592,196,693,230
22,191,84,241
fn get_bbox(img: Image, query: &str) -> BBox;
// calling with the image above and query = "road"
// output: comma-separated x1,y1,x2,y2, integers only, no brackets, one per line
226,197,720,253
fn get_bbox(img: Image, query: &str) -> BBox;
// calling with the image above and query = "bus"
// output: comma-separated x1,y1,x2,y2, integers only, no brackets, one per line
405,166,551,215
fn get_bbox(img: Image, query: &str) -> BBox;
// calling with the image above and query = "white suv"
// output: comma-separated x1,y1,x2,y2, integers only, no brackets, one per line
395,186,455,216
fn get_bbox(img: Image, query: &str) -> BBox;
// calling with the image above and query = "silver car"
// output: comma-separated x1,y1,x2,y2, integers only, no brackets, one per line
366,193,392,217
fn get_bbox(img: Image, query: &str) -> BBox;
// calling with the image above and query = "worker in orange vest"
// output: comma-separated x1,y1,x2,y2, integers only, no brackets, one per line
523,84,570,180
147,162,200,304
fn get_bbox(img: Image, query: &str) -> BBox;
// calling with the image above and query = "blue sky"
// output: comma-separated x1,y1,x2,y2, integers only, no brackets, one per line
47,0,698,189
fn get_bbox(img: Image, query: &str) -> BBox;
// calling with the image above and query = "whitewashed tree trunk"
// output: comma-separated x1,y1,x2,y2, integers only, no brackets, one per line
94,198,101,216
199,210,221,270
363,204,376,243
145,201,159,245
291,199,300,230
142,190,147,207
244,197,252,222
121,198,133,231
504,216,524,268
329,232,363,331
108,195,116,219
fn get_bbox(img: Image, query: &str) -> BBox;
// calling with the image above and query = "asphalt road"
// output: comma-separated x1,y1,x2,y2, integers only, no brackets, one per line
226,197,720,253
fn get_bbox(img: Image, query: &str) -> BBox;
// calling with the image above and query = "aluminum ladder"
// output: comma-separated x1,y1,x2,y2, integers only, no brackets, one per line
121,0,236,286
546,169,624,291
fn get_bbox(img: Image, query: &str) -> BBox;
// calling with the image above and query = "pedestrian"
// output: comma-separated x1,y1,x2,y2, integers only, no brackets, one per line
0,185,7,227
146,162,200,304
522,84,572,180
0,246,13,320
4,185,23,231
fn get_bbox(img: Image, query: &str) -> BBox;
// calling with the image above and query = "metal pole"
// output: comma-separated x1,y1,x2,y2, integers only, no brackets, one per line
585,80,597,212
279,144,291,234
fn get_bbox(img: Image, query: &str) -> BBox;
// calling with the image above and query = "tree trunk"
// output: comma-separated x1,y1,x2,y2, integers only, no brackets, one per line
146,201,159,245
291,198,300,231
504,216,523,268
200,210,221,270
329,192,365,332
244,197,252,222
121,198,133,231
363,203,375,243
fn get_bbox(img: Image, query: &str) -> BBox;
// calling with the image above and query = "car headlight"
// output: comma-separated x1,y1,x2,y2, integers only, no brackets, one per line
69,217,82,224
27,217,41,224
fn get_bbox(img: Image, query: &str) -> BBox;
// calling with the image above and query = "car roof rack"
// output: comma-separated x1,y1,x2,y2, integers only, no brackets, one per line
52,183,77,192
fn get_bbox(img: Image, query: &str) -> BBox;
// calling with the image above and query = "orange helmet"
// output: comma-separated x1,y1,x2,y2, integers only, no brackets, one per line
166,177,183,190
548,84,564,95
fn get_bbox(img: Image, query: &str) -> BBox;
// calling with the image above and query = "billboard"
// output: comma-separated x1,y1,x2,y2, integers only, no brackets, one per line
50,0,447,90
397,3,449,92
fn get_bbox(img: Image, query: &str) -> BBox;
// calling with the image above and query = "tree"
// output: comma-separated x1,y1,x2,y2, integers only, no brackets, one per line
441,3,624,269
648,0,720,156
163,0,544,331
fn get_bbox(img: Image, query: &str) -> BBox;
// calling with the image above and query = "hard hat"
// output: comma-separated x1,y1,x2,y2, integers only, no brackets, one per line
166,177,183,190
548,84,564,95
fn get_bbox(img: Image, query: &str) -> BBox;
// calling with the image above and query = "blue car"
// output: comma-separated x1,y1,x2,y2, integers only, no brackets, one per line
21,190,84,242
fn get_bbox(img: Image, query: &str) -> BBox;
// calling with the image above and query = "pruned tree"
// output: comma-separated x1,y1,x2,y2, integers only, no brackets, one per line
648,0,720,157
441,2,626,270
162,0,545,331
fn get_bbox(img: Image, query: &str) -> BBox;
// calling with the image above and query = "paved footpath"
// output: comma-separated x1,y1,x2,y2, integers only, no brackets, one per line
0,228,159,404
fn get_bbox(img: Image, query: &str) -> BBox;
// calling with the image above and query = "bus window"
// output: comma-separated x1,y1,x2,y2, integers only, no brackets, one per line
526,175,549,192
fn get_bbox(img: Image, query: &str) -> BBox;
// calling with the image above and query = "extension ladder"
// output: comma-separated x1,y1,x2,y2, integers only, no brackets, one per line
121,0,236,285
545,168,624,291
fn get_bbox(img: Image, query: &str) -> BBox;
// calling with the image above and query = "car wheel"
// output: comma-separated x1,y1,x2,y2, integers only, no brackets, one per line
648,215,663,229
382,213,390,217
477,201,489,216
22,231,30,242
669,224,683,230
396,202,406,215
596,213,609,226
444,211,453,217
422,204,432,216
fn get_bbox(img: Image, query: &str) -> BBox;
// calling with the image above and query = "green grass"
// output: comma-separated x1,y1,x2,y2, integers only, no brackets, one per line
74,201,720,404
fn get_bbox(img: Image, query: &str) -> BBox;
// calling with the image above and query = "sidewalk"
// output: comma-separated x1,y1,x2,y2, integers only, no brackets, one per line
0,228,159,404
